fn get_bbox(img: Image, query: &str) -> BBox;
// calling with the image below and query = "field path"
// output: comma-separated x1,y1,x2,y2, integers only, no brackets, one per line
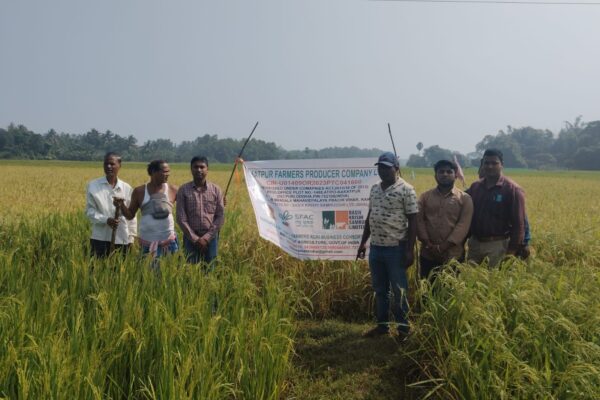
286,320,419,399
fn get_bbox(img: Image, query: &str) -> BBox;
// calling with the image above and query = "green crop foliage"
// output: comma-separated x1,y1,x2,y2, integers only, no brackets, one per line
1,160,599,399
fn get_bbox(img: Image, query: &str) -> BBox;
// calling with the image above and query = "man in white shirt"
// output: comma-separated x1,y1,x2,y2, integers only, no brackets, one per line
85,152,137,257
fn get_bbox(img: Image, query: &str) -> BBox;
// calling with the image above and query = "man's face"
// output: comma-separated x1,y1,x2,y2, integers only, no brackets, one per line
103,156,121,179
191,161,208,181
377,164,397,184
482,156,503,179
435,166,456,188
152,163,170,184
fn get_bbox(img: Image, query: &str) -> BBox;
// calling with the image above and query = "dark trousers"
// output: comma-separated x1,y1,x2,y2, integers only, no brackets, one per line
90,239,130,258
419,255,463,284
183,235,218,268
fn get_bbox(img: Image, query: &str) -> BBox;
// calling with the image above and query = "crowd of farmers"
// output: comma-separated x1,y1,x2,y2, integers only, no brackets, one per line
86,148,528,339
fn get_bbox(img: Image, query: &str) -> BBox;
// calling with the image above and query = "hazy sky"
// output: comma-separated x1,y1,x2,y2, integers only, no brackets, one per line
1,0,599,157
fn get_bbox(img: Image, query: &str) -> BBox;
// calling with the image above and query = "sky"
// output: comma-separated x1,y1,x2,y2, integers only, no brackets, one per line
1,0,599,158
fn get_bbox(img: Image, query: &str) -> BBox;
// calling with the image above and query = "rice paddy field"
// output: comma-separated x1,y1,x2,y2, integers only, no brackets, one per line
1,160,599,399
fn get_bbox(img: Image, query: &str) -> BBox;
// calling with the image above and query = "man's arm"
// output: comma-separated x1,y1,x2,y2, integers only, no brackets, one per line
405,213,417,267
176,187,200,243
403,185,419,267
85,185,108,225
356,210,371,260
202,186,225,243
126,216,137,243
416,193,431,246
126,187,139,243
116,187,142,220
507,187,526,255
169,184,179,203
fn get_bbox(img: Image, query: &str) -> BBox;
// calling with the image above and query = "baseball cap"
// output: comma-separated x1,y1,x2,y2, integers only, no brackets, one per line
375,152,399,168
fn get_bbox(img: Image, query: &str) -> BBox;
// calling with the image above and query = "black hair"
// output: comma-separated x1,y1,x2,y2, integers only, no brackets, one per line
483,149,504,164
147,159,167,175
434,159,457,172
104,152,122,164
190,156,209,167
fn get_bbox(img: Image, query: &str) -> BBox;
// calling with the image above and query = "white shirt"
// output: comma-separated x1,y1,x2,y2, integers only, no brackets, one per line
85,176,137,244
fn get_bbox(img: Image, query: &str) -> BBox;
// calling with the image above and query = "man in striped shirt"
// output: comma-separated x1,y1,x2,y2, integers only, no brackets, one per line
176,156,225,266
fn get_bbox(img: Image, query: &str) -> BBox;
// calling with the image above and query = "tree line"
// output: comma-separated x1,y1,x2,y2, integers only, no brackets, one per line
406,117,600,170
0,124,382,163
2,117,599,170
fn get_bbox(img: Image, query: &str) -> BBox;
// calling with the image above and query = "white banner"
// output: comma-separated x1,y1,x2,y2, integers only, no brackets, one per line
243,158,380,260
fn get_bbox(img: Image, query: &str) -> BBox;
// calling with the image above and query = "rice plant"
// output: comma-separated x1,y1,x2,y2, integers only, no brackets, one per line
1,160,599,399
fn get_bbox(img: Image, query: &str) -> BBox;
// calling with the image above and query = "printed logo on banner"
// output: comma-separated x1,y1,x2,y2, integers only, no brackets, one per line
293,212,314,228
322,210,350,230
279,210,293,226
322,211,335,229
335,211,349,229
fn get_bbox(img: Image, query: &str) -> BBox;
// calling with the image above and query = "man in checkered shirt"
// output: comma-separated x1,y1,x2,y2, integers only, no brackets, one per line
357,152,418,338
176,156,225,267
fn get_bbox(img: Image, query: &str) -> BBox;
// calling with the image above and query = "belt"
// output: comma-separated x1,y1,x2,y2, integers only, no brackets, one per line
474,235,509,243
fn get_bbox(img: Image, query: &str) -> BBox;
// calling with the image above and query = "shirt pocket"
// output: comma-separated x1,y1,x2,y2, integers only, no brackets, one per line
184,192,197,203
203,195,218,214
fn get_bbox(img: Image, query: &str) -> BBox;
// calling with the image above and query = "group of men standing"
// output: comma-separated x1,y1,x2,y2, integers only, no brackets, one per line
85,153,224,266
86,149,528,339
358,149,528,338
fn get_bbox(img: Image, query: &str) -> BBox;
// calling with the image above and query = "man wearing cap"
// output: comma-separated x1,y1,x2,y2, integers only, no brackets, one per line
467,148,526,267
357,152,418,338
417,160,473,282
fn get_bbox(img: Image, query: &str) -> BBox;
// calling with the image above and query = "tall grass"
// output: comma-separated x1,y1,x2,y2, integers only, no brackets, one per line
0,214,295,399
409,254,600,399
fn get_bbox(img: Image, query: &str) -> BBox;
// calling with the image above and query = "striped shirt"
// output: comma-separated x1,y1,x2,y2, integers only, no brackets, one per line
176,181,224,243
467,175,526,251
368,178,418,246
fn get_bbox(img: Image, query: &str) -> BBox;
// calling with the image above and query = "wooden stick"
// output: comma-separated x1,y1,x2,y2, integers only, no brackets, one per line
224,121,259,199
388,123,398,157
387,123,402,177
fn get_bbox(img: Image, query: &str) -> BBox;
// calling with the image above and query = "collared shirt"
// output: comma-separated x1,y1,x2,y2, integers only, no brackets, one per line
176,180,224,243
467,175,526,251
85,177,137,244
417,186,473,261
368,178,418,246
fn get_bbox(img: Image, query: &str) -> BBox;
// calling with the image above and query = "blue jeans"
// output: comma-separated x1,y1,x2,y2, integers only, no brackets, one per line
183,235,218,267
369,243,409,333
